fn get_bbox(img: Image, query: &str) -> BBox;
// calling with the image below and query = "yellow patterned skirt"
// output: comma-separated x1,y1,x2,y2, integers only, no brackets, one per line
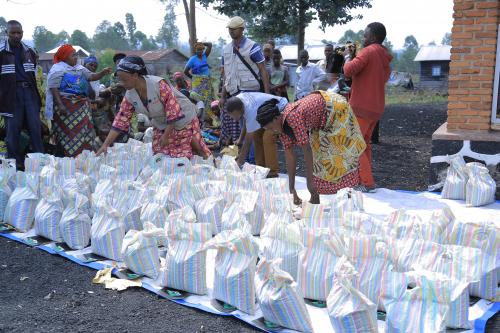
309,91,366,192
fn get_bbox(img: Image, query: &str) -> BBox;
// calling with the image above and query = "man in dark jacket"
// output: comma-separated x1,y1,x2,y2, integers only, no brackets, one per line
0,20,43,168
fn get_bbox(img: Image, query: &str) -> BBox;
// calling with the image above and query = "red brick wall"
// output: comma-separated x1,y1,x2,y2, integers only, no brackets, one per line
448,0,500,131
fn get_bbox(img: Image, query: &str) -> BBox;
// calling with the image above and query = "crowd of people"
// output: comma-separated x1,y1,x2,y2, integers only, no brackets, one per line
0,17,392,203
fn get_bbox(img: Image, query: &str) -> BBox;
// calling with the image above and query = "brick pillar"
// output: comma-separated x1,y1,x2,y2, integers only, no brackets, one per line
448,0,500,131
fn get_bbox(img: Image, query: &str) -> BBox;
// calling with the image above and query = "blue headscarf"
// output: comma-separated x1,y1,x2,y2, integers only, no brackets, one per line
84,56,98,65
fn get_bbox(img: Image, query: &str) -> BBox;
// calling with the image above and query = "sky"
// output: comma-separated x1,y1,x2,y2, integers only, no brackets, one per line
2,0,454,49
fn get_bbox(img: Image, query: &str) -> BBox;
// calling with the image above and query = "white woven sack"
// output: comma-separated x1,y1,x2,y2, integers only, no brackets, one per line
59,193,92,250
256,258,313,333
121,223,163,279
34,187,64,241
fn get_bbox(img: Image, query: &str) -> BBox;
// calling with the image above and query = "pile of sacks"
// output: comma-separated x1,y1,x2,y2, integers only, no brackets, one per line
0,139,499,333
442,155,496,207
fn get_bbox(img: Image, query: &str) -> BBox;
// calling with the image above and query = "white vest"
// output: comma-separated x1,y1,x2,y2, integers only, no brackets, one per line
223,39,261,95
125,75,196,130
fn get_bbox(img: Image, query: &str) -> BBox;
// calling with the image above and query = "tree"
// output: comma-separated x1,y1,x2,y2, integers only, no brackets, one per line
70,30,92,51
403,35,418,49
0,17,7,40
338,29,364,45
157,1,179,49
201,0,372,60
135,31,159,50
398,35,419,73
156,0,182,48
93,20,130,51
33,26,59,52
125,13,138,49
383,39,398,70
96,48,116,85
57,30,70,44
441,32,451,45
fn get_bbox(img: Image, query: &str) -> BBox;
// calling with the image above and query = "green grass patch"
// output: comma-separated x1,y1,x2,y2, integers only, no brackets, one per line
385,87,448,105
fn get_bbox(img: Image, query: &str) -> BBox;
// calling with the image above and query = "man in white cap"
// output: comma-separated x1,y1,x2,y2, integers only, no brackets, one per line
220,16,270,107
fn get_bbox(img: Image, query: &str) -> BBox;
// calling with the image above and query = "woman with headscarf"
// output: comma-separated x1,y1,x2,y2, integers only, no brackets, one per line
173,71,191,92
184,42,213,112
96,56,211,159
255,91,366,204
46,44,111,157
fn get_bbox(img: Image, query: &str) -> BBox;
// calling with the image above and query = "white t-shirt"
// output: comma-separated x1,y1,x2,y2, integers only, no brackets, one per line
236,92,288,133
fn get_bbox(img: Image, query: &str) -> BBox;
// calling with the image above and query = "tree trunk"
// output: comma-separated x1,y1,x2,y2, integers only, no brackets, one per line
189,0,197,55
297,0,306,64
181,0,197,55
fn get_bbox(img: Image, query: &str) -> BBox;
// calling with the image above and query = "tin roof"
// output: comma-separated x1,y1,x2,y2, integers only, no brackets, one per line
414,45,451,62
112,49,188,62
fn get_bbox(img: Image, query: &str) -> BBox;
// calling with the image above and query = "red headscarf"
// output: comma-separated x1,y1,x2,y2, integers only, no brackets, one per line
53,44,76,64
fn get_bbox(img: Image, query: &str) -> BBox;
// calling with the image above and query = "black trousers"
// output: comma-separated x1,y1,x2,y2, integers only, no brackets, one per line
5,85,43,167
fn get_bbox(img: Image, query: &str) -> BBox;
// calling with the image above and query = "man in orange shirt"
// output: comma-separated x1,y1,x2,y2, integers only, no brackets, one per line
343,22,392,191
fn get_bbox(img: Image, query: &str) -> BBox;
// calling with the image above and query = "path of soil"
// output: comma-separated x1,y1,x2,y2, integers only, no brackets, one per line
1,102,499,332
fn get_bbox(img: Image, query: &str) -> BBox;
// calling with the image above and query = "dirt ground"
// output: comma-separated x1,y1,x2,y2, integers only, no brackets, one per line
1,102,499,332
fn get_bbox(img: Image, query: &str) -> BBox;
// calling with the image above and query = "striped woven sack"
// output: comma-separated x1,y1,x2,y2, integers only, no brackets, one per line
140,202,169,246
327,256,378,333
4,173,39,232
330,187,364,222
189,164,217,178
91,203,126,261
260,213,303,281
384,273,455,333
441,156,468,200
121,223,164,279
167,206,197,224
253,179,293,226
194,196,225,234
0,159,16,220
34,186,64,242
242,162,270,180
224,190,262,235
390,238,447,272
219,202,252,234
191,155,215,167
345,235,389,306
446,221,499,300
141,202,168,229
225,170,254,192
465,162,496,207
63,173,93,202
166,176,198,212
218,154,241,172
301,202,331,230
161,220,212,294
204,229,259,314
192,180,226,200
408,269,471,329
24,153,50,174
59,193,91,250
151,155,191,175
98,164,118,181
387,207,453,244
113,189,145,232
256,258,313,333
337,211,387,237
378,269,409,312
297,228,345,301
